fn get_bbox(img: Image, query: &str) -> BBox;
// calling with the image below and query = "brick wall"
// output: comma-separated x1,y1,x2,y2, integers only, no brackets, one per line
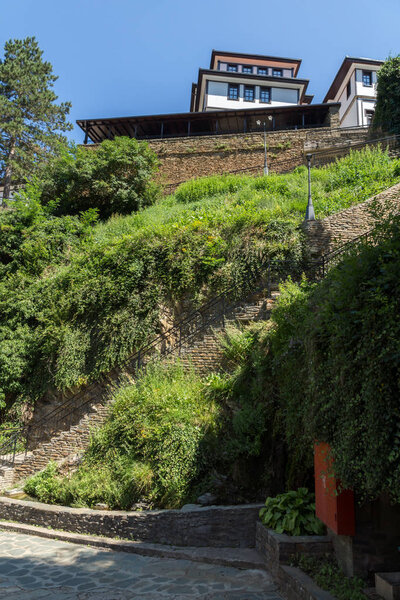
302,182,400,258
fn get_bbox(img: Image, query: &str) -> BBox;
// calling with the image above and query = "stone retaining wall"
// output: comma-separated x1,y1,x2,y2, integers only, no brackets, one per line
0,497,262,548
303,182,400,258
255,522,332,576
146,125,369,188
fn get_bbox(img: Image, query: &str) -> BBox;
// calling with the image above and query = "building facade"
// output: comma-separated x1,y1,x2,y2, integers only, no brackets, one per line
190,50,313,113
77,50,384,143
324,57,383,128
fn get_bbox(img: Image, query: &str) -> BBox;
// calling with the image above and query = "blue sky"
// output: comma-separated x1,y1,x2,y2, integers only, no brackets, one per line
1,0,399,143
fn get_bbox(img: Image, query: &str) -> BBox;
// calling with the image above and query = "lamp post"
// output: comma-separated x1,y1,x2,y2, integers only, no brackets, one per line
305,153,315,221
256,116,273,175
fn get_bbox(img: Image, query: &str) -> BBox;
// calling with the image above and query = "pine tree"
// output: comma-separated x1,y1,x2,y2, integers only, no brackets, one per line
0,37,72,204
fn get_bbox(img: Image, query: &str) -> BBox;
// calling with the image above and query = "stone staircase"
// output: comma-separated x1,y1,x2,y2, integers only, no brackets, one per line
11,403,109,484
0,287,280,491
179,290,279,374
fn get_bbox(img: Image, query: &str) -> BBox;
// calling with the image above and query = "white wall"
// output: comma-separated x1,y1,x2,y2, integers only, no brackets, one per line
340,99,359,128
334,64,379,128
204,80,299,111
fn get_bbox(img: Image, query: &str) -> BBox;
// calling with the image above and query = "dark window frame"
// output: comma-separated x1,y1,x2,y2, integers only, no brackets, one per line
244,85,255,102
272,68,283,77
362,70,372,87
227,63,238,72
259,86,271,104
227,83,239,101
346,80,351,99
242,65,253,74
365,109,374,125
258,67,268,76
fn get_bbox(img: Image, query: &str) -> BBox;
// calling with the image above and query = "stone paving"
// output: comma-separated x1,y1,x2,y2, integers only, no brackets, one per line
0,530,283,599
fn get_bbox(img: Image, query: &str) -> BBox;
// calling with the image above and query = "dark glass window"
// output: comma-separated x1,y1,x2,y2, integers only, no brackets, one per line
258,67,268,76
260,87,271,103
272,68,283,77
227,64,238,72
346,80,351,98
242,65,253,74
244,85,255,101
228,84,239,100
365,109,374,125
362,70,372,86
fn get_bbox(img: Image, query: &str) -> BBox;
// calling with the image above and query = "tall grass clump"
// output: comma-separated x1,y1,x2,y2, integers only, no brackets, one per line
25,363,220,509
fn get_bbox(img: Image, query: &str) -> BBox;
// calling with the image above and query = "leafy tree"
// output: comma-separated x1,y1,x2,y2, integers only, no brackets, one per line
374,56,400,133
0,37,72,203
38,136,159,219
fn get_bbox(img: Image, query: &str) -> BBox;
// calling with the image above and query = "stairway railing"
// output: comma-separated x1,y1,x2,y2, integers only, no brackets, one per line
0,226,382,466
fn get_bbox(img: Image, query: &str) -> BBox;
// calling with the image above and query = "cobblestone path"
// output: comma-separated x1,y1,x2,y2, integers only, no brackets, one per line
0,531,283,599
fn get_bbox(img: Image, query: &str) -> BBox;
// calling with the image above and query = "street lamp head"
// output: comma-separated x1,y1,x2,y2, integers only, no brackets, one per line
306,153,313,162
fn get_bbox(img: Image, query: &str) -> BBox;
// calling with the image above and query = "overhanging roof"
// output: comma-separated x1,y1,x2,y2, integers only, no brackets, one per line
324,56,384,102
77,102,339,144
210,50,302,75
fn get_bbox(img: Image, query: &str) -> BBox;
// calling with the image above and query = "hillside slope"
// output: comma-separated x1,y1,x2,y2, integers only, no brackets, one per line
0,147,398,422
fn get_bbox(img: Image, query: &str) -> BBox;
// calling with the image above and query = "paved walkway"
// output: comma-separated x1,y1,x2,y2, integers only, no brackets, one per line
0,531,283,599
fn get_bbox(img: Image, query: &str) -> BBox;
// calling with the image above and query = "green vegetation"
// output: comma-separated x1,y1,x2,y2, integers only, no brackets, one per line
23,358,279,509
23,162,400,509
374,55,400,133
1,146,399,426
0,37,72,202
36,137,159,219
293,555,366,600
259,488,324,536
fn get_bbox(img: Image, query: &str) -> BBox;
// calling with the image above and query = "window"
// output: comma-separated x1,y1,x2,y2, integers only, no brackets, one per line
244,85,255,101
365,109,374,125
242,65,253,74
258,67,268,76
346,80,351,99
228,84,239,100
260,87,271,103
362,70,372,86
227,64,238,72
272,68,283,77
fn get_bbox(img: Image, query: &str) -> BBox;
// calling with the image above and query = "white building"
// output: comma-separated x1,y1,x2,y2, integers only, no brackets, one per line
190,50,313,113
324,57,383,128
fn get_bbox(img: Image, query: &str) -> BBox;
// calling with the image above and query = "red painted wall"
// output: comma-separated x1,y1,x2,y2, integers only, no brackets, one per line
314,442,355,536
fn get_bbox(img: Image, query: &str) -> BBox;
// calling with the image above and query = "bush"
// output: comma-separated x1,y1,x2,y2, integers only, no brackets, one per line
374,56,400,133
294,555,366,600
259,488,325,536
38,137,159,219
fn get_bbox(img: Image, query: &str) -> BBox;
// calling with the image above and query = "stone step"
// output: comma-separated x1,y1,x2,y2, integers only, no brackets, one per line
0,520,267,570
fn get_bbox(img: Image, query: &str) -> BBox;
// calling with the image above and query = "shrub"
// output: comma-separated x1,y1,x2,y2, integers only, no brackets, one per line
38,137,159,219
259,488,325,536
294,555,366,600
24,462,71,505
374,56,400,133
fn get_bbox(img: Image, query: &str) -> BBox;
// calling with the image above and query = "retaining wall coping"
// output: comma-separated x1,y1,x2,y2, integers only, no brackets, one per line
0,496,262,517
